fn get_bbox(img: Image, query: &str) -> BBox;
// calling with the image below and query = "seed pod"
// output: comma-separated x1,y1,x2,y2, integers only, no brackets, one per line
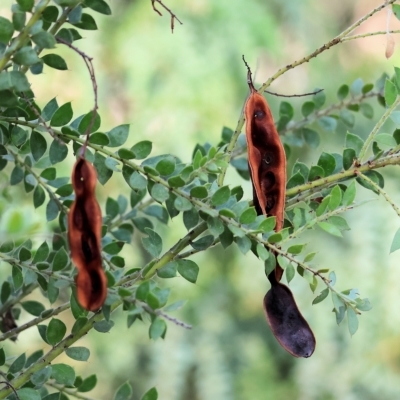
68,158,107,311
244,65,315,357
244,69,286,282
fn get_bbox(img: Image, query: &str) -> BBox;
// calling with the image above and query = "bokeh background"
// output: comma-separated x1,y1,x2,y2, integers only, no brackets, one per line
2,0,400,399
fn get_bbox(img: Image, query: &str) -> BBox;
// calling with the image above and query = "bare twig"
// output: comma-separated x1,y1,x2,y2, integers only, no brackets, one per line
56,37,98,157
264,88,324,98
151,0,183,33
140,302,192,329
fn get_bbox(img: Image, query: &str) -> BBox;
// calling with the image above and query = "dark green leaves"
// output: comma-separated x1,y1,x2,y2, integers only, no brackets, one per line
107,124,129,147
30,131,47,161
317,152,336,176
177,259,199,283
47,318,67,345
211,186,230,206
132,140,152,159
141,387,158,400
384,79,397,106
142,228,162,258
50,102,73,127
42,54,68,70
114,382,133,400
149,317,166,340
0,17,13,43
85,0,112,15
65,347,90,361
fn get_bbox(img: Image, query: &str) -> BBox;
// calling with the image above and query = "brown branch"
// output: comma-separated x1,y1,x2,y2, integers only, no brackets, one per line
151,0,183,33
264,88,324,98
56,37,98,157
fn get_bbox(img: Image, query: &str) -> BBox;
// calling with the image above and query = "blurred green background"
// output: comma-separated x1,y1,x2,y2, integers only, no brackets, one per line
3,0,400,399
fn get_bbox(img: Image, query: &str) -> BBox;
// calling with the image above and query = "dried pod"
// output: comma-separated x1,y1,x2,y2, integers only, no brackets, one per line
244,63,315,357
244,70,286,281
68,158,107,311
263,274,315,357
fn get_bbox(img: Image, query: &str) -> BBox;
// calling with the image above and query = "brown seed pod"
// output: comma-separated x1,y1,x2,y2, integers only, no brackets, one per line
243,61,315,357
68,158,107,311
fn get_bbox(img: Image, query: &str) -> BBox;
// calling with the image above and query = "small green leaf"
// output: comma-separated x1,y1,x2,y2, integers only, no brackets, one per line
285,263,295,283
302,128,320,148
49,140,68,164
51,363,76,386
385,79,397,106
47,318,67,345
0,17,13,43
30,131,47,162
65,347,90,361
113,382,133,400
312,288,329,305
239,207,257,224
16,388,41,400
211,186,230,206
155,157,175,176
328,185,342,211
258,216,276,232
318,221,342,237
142,228,162,258
93,320,114,332
52,247,69,271
149,317,166,340
347,307,358,336
78,374,97,392
342,148,356,170
141,387,158,400
42,54,68,70
129,172,147,190
337,84,349,100
33,185,46,208
107,124,129,147
317,152,336,176
190,186,208,199
14,47,42,65
50,102,73,127
177,259,199,283
157,261,177,278
287,244,305,255
390,227,400,253
345,132,364,155
9,353,26,374
375,133,397,148
131,140,152,159
21,301,45,316
301,101,315,117
151,183,169,203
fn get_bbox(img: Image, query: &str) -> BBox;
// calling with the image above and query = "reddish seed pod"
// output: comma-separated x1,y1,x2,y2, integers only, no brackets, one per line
68,158,107,311
244,65,315,357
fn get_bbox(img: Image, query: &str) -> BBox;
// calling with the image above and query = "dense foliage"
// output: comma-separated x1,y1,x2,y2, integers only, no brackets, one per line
0,0,400,399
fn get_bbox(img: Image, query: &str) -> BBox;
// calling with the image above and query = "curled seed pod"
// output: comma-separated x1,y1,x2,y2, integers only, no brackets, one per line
244,63,315,357
68,158,107,311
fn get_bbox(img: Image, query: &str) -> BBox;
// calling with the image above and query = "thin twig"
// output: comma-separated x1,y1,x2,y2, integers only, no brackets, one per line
264,88,324,98
151,0,183,33
140,302,192,329
56,37,98,157
356,171,400,217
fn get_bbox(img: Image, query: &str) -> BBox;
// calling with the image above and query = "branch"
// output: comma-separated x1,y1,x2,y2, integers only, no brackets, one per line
0,0,51,71
0,304,121,399
358,96,400,160
151,0,183,33
56,37,98,157
217,0,398,187
46,381,95,400
356,171,400,217
140,302,192,329
0,303,70,342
